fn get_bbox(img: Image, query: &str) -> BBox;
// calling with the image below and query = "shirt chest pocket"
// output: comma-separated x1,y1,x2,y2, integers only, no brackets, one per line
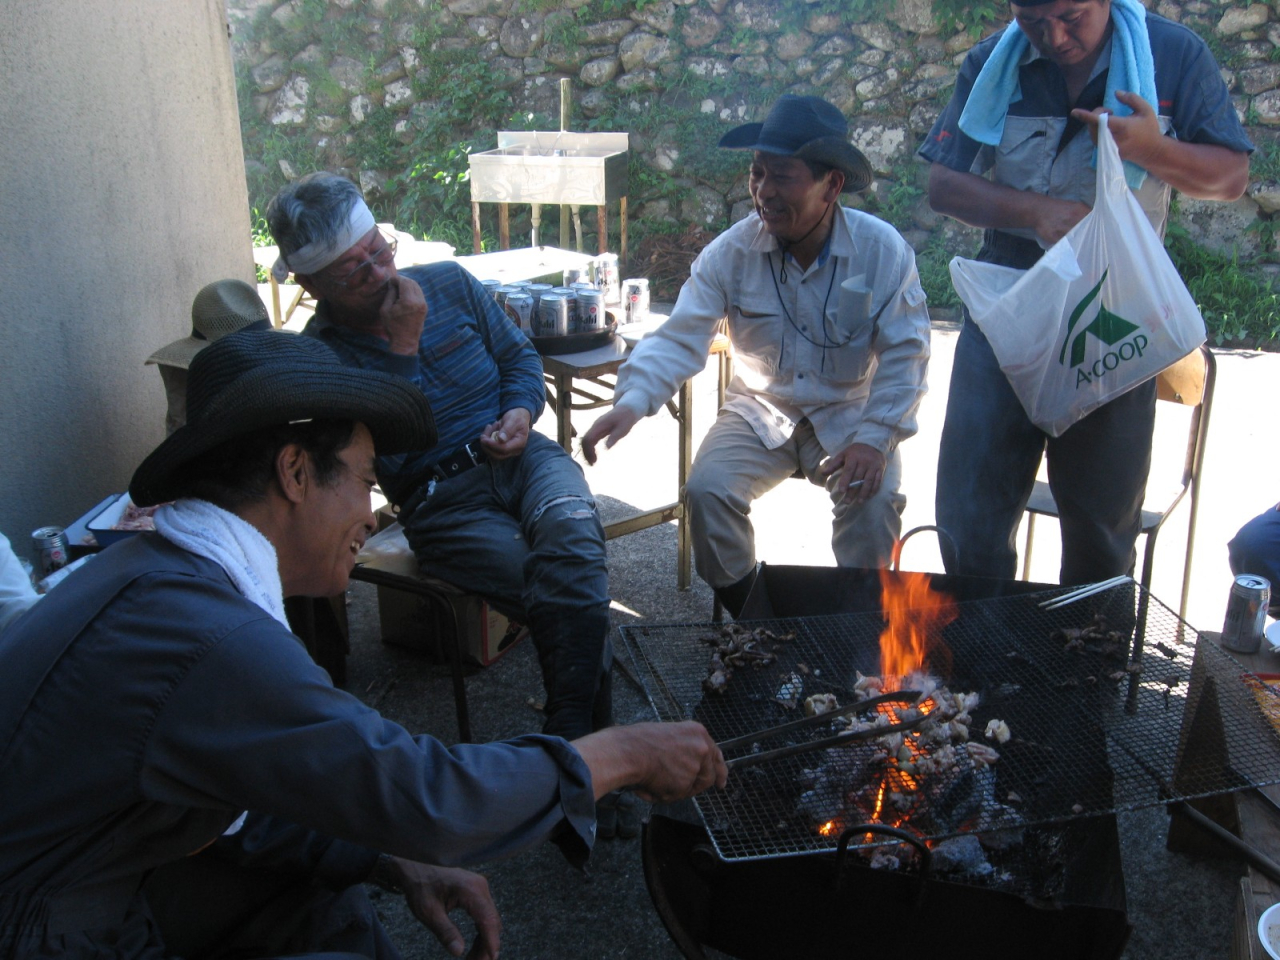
727,305,782,376
992,117,1057,195
815,287,876,384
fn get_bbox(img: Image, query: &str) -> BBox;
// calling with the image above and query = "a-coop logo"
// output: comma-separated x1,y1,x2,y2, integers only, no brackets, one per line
1058,268,1147,388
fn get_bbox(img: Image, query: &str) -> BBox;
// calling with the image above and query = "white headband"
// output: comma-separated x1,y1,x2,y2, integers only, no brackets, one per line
271,200,377,282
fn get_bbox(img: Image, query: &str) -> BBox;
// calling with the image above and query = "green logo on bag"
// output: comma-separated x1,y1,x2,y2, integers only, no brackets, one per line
1058,269,1148,388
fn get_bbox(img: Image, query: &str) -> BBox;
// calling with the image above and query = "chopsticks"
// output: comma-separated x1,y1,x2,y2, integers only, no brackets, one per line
1038,575,1133,611
719,689,923,770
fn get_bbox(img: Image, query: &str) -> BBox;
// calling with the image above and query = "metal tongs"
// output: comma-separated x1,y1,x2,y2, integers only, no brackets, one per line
1038,575,1134,611
719,689,925,770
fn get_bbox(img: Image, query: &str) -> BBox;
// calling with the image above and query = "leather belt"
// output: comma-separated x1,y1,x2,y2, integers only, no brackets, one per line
428,440,488,483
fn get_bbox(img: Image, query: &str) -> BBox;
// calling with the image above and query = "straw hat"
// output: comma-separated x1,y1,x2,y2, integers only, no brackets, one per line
145,279,273,370
130,330,436,506
718,95,873,193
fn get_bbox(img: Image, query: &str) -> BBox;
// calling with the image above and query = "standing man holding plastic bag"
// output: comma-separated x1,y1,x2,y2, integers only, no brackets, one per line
918,0,1251,585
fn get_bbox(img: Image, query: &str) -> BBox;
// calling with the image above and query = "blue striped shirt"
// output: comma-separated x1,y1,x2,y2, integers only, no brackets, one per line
303,262,546,504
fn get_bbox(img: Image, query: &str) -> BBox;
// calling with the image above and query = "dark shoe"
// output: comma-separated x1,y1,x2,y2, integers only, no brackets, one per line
714,564,760,620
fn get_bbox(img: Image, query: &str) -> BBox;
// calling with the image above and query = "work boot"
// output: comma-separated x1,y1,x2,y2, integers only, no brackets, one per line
531,604,613,741
714,564,760,620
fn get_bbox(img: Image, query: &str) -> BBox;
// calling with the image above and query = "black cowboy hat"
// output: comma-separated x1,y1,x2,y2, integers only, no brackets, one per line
130,330,436,506
718,95,873,193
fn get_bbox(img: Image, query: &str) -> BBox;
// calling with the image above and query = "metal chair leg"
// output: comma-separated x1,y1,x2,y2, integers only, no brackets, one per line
1021,514,1037,581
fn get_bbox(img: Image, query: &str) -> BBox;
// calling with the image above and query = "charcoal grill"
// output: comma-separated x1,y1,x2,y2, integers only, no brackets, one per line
620,565,1280,960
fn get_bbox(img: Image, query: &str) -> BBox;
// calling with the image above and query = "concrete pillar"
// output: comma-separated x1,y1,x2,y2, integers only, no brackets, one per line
0,0,251,543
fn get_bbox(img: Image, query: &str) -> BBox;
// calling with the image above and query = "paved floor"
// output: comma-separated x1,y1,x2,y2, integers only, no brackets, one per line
335,316,1277,960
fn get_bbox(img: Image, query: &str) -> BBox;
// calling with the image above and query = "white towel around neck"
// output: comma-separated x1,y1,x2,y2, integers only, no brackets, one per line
153,499,290,629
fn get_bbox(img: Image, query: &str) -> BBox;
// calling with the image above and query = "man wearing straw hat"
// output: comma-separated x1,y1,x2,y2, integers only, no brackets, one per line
918,0,1252,585
583,95,931,618
145,278,274,435
0,330,725,960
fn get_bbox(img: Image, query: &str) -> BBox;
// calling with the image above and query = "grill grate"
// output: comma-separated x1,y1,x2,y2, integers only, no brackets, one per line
619,582,1280,864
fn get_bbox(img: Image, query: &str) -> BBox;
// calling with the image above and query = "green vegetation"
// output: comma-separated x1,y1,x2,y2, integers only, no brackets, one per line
1166,229,1280,350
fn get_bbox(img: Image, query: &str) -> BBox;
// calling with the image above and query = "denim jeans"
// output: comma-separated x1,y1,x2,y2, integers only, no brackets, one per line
935,317,1156,585
402,432,612,738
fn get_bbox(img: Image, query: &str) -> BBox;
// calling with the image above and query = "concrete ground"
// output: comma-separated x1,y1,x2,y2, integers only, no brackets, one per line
335,313,1277,960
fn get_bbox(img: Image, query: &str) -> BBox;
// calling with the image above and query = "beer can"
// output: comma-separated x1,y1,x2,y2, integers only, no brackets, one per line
1222,574,1271,654
537,294,571,337
493,286,522,315
506,279,532,289
32,526,70,577
577,289,606,331
504,292,535,335
591,253,620,306
550,287,579,331
563,268,585,286
526,283,554,311
481,278,503,301
623,278,650,325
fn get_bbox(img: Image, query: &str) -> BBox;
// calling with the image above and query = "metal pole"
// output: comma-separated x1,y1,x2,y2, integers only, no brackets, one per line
559,78,570,249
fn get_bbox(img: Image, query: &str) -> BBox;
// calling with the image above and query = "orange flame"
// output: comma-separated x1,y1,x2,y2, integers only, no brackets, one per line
878,570,957,689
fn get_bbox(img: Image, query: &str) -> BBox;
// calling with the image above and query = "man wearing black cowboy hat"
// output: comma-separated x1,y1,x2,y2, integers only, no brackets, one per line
0,331,726,960
583,95,931,617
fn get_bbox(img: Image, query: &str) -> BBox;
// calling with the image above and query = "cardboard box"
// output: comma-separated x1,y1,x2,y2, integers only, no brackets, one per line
377,579,527,667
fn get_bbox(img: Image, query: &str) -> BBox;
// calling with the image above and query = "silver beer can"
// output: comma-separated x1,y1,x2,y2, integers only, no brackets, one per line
526,283,554,312
563,268,585,286
32,525,70,576
537,294,570,337
591,253,620,306
550,287,579,331
493,285,521,309
481,278,503,301
577,289,606,331
1221,574,1271,654
504,292,535,335
622,278,650,325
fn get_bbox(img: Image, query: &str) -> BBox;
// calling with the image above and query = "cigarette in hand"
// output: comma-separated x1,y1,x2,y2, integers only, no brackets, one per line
847,479,866,489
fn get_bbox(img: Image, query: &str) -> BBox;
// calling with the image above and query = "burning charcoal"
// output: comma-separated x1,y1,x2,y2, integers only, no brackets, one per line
867,849,902,871
984,719,1011,744
804,692,839,717
931,834,993,875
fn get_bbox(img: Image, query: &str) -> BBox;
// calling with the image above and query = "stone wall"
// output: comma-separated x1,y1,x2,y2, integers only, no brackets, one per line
229,0,1280,272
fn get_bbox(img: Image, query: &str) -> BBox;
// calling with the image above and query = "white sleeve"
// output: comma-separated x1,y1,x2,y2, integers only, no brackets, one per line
0,532,40,635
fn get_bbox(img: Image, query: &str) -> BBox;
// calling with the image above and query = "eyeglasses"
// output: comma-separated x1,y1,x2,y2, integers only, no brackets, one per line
324,232,398,289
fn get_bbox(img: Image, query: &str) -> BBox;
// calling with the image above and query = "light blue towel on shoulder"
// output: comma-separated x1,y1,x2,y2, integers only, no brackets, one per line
957,0,1157,189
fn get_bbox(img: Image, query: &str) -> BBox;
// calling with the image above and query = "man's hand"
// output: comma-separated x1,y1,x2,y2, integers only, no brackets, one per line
1071,90,1164,168
1031,197,1093,247
581,408,641,465
382,858,501,960
819,442,886,505
479,407,532,459
381,276,428,355
572,721,728,803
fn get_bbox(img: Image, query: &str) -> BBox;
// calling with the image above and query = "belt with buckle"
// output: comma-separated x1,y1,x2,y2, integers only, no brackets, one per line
428,440,488,483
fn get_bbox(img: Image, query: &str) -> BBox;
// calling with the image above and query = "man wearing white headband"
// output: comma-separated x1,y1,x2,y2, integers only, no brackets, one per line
266,173,639,840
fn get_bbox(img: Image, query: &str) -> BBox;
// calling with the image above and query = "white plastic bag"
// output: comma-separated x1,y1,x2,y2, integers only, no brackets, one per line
950,113,1205,437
